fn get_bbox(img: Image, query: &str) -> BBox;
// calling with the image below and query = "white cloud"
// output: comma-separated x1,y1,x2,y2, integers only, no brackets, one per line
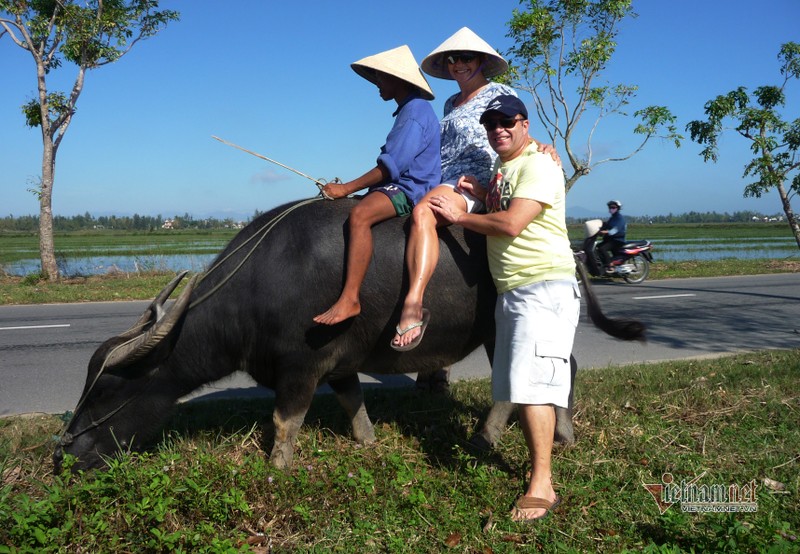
250,170,291,185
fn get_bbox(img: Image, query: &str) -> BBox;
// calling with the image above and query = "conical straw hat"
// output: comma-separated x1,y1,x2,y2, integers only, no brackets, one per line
351,45,435,100
421,27,508,80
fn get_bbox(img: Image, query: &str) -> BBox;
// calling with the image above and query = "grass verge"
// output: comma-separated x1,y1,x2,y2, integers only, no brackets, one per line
0,272,183,305
1,350,798,552
1,258,798,305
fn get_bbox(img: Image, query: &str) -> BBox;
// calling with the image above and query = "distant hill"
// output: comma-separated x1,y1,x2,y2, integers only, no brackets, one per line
567,205,605,220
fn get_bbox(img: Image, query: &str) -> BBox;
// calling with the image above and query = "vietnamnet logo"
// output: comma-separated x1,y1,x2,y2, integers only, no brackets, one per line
642,471,758,514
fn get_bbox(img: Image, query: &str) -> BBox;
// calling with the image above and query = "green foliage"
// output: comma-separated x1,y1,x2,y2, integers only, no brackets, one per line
4,1,179,131
504,0,682,190
687,42,800,245
634,106,681,148
0,211,251,233
2,0,179,68
20,92,71,129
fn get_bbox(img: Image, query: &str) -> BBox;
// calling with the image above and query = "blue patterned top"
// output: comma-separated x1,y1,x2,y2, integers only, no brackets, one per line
440,82,517,188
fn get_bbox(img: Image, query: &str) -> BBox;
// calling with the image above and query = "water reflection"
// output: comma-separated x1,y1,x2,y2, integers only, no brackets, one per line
3,240,799,276
4,254,215,277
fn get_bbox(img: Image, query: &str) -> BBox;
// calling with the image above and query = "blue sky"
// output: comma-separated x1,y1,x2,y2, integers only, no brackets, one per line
1,0,798,219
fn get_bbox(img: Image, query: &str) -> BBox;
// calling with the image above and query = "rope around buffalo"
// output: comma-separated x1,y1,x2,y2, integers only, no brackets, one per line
188,195,327,309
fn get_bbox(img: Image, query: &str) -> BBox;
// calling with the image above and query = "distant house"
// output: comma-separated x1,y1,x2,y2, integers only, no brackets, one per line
162,218,175,230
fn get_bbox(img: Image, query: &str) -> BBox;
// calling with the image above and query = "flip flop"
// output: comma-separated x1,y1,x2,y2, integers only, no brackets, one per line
510,496,561,522
390,309,430,352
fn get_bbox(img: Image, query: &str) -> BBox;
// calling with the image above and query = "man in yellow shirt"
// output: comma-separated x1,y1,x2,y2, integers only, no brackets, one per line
429,94,579,522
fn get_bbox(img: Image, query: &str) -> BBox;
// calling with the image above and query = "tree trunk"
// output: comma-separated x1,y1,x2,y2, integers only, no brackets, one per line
565,173,579,194
33,52,60,281
39,135,59,281
776,182,800,250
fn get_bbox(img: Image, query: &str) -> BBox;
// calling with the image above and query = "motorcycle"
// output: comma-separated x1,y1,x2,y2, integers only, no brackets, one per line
574,219,654,284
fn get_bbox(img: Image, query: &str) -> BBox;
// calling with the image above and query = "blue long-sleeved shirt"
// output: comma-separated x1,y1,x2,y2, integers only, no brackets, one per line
373,94,441,206
601,211,626,243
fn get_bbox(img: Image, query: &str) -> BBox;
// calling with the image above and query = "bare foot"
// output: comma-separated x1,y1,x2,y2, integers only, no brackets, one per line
392,304,424,348
313,298,360,325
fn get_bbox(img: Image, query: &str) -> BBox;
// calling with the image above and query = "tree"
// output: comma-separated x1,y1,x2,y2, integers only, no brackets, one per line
0,0,179,280
687,42,800,249
503,0,682,192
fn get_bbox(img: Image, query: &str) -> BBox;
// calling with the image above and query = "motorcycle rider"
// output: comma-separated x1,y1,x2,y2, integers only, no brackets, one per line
598,200,626,273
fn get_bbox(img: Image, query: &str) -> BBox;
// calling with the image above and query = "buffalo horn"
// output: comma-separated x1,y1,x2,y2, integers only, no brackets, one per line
117,270,189,340
104,273,199,369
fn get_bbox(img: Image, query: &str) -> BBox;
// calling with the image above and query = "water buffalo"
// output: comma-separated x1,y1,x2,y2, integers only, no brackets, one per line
54,197,643,471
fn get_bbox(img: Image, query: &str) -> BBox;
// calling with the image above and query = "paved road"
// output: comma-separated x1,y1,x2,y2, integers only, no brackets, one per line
2,273,799,417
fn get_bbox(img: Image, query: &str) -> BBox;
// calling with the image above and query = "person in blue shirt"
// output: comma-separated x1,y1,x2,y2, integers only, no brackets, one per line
598,199,626,271
314,45,441,325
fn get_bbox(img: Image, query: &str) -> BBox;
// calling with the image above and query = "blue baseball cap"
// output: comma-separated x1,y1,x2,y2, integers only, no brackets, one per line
479,94,528,123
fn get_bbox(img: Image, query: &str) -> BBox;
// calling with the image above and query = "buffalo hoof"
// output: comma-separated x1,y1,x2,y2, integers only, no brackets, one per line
351,420,376,444
270,443,293,469
470,401,515,451
468,432,494,451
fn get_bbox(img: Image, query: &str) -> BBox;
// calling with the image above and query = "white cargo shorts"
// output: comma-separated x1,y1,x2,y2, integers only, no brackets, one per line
492,278,580,408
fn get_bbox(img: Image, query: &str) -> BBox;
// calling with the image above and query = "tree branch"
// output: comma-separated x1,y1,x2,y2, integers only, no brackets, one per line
0,17,29,49
592,135,652,167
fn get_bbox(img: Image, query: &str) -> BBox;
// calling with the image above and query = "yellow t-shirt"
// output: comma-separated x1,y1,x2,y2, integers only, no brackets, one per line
485,142,575,293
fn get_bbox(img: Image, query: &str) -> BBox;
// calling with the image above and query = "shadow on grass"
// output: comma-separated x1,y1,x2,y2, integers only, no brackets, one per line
162,382,515,473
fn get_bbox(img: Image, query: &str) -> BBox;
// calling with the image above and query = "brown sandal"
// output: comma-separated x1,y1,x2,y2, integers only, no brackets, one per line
511,496,561,522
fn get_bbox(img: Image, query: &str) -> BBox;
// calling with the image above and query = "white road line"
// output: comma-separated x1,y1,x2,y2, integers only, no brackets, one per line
0,324,71,331
632,293,697,300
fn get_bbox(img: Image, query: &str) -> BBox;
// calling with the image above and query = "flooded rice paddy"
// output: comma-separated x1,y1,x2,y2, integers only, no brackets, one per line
2,231,798,277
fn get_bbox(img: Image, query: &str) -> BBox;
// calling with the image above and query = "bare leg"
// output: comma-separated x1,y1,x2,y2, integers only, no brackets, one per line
393,186,467,347
314,192,396,325
393,204,438,345
511,404,559,521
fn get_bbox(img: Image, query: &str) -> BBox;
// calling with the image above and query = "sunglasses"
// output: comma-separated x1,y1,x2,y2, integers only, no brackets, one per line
482,117,525,131
446,53,477,64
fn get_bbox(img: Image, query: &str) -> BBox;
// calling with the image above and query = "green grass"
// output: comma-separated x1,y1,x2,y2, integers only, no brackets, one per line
1,350,798,552
649,258,800,279
0,272,188,304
